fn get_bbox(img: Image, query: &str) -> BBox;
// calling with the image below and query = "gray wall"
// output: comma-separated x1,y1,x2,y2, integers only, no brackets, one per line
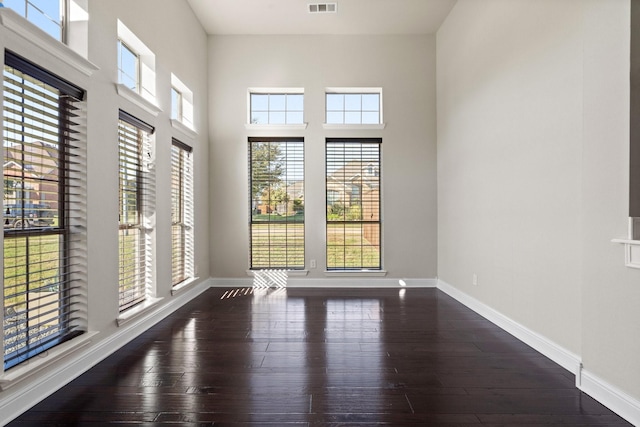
437,0,639,403
208,35,438,280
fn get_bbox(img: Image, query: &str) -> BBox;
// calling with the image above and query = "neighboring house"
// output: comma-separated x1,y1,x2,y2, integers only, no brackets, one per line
3,141,59,210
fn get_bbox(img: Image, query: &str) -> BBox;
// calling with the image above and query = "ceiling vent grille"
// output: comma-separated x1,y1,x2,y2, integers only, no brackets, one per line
308,3,337,13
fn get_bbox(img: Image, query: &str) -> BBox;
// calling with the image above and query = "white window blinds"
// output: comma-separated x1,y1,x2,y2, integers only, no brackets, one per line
171,138,194,286
117,110,154,312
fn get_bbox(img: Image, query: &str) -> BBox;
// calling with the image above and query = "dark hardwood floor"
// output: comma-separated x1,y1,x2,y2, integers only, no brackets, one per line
8,287,632,426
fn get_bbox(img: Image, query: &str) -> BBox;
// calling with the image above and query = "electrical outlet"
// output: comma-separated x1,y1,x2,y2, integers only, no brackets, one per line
473,273,478,286
310,259,317,269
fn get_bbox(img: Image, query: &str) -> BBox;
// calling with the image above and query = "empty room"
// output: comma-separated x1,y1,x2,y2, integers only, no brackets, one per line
0,0,639,425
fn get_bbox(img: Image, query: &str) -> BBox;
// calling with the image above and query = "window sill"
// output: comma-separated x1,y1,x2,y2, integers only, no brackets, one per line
0,331,98,391
116,297,164,327
611,238,640,269
324,270,388,277
245,123,308,131
171,119,197,139
116,83,161,117
171,276,199,296
0,8,98,76
323,123,386,130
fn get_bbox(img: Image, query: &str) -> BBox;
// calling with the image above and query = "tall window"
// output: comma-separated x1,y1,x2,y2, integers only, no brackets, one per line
326,90,382,125
117,40,139,93
171,138,194,286
250,92,304,125
249,138,304,269
3,51,87,370
118,110,154,312
3,0,64,41
326,139,381,270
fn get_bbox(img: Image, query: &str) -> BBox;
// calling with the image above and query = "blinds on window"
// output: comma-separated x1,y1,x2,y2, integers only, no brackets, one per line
249,137,304,269
171,138,193,286
325,138,381,270
117,110,154,312
3,50,87,370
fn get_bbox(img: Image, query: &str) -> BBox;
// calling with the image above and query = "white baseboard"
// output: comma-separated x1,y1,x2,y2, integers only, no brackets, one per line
212,276,437,288
437,279,640,427
436,279,582,377
0,278,212,425
580,369,640,426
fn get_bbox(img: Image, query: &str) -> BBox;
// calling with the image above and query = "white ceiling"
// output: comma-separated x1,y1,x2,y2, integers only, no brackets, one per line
186,0,457,35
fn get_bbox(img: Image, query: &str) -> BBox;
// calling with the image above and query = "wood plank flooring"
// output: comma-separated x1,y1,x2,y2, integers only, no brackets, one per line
8,288,632,426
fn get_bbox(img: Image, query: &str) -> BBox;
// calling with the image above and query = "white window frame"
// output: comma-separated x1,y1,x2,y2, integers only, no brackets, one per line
170,73,195,135
323,87,385,130
116,19,157,108
245,87,307,130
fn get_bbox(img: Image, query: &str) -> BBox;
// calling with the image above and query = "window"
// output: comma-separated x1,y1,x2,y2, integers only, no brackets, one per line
326,89,382,125
118,110,154,312
3,0,64,41
3,51,87,370
117,20,156,103
326,139,381,270
170,73,194,130
117,40,139,93
171,138,194,286
249,92,304,125
171,87,182,121
249,138,304,269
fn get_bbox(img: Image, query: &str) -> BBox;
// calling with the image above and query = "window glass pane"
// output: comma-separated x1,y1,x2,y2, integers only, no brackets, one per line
362,94,380,111
171,88,181,120
251,94,269,111
344,112,361,124
344,94,362,111
286,111,304,124
5,0,62,40
287,94,304,111
326,111,343,124
251,111,269,125
326,94,344,111
269,94,286,111
269,111,286,125
362,112,379,124
118,42,138,92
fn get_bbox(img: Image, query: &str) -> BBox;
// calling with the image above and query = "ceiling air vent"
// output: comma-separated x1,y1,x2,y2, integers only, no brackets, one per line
308,3,337,14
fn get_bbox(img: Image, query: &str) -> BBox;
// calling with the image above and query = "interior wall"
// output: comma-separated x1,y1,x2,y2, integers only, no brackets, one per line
437,0,639,405
208,35,437,280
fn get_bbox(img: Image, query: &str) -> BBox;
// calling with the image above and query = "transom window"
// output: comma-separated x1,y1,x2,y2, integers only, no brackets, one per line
326,89,382,125
249,92,304,125
249,137,304,269
326,139,381,270
117,110,155,312
3,51,87,370
117,40,139,93
3,0,64,41
171,87,182,121
171,138,194,286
